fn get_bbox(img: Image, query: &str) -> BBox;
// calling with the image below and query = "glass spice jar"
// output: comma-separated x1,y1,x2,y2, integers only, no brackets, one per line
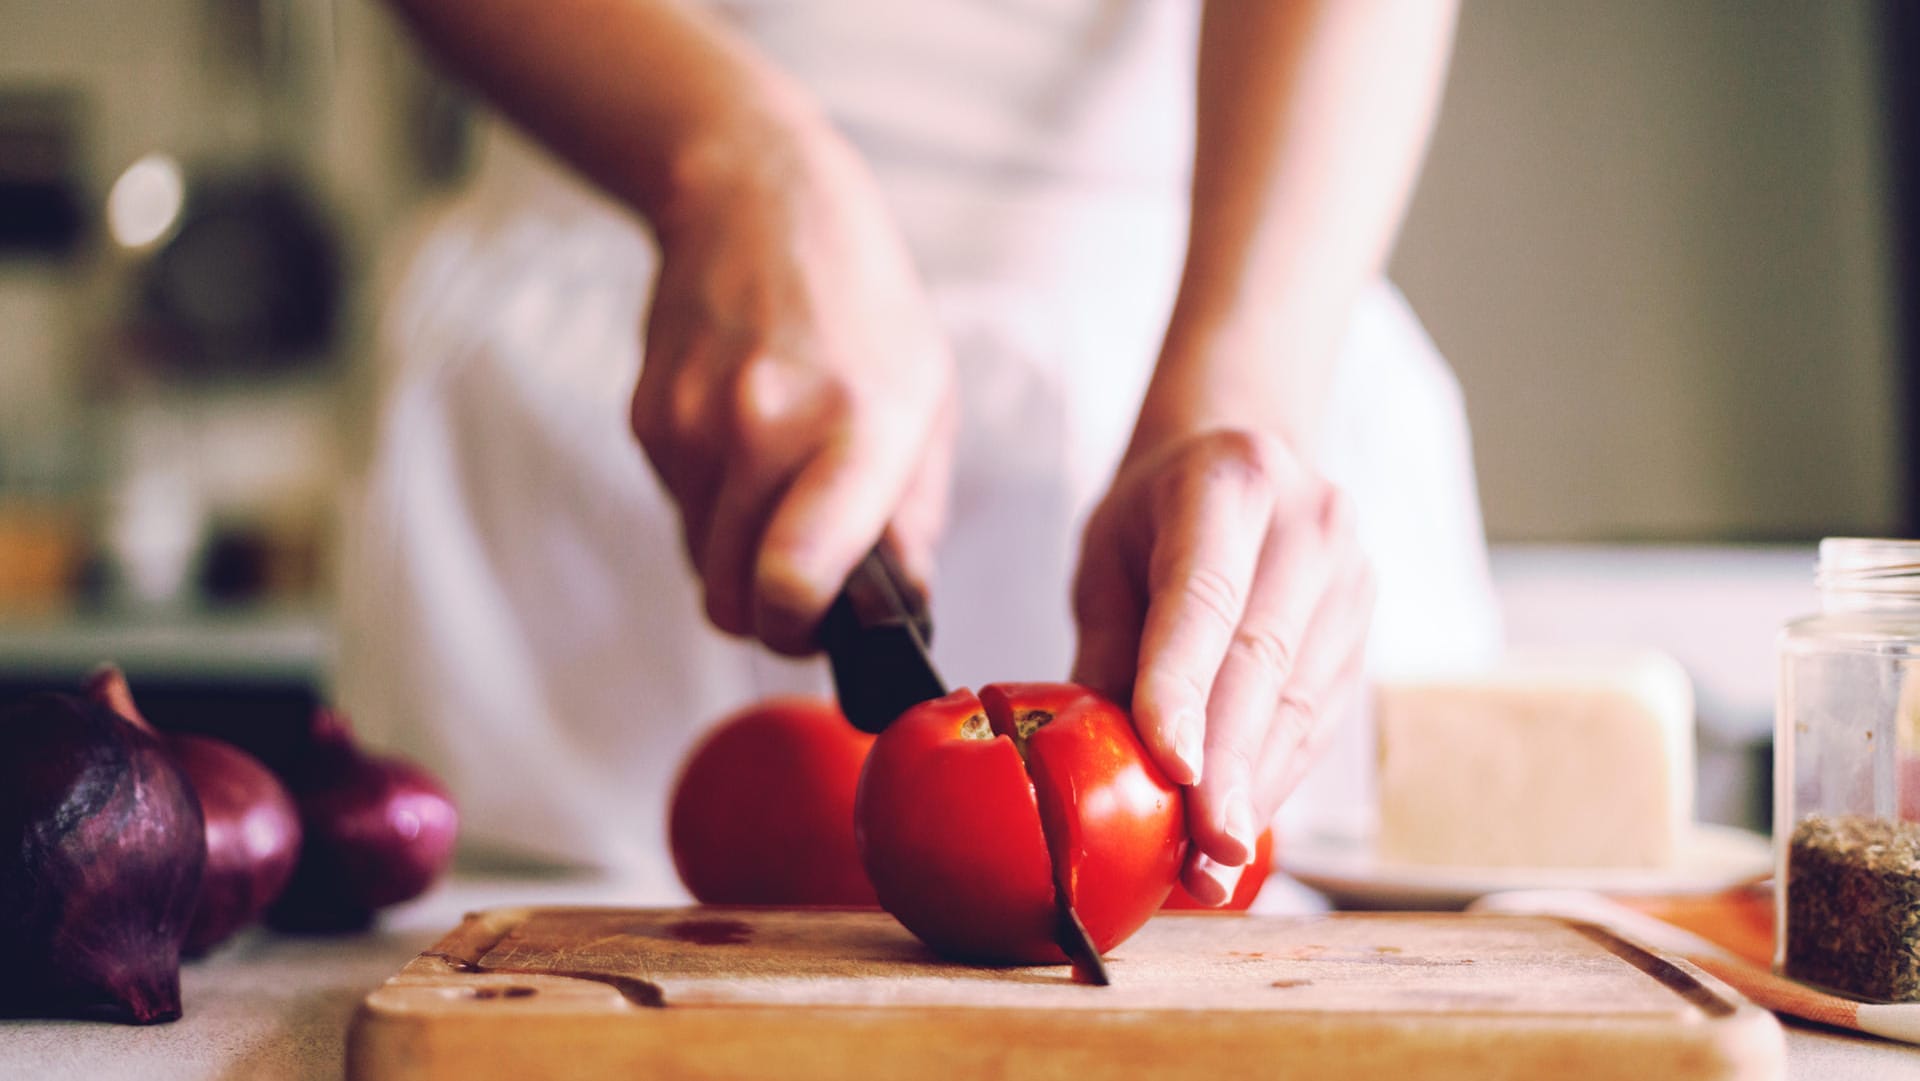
1776,538,1920,1001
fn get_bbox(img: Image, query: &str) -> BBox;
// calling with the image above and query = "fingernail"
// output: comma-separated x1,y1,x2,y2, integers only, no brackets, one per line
1224,788,1256,857
1191,854,1246,907
1173,711,1204,784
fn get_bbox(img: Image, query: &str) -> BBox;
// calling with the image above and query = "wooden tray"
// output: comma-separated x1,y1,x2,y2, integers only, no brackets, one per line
347,907,1784,1080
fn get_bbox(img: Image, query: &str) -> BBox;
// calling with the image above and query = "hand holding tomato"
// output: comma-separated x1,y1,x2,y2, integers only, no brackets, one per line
854,682,1184,962
669,698,877,906
1072,429,1374,905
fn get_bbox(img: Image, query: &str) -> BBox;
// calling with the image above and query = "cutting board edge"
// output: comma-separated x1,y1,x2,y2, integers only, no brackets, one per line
347,995,1786,1081
345,907,1788,1081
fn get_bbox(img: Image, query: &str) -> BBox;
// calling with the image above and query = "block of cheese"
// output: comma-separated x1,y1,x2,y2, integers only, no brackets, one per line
1374,650,1694,869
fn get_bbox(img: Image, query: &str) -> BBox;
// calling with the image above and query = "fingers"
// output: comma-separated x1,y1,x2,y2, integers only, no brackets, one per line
1129,448,1275,789
751,411,934,655
1180,833,1249,907
633,315,724,565
638,345,949,653
1251,552,1375,819
1187,491,1338,867
1178,553,1370,906
694,355,834,635
639,330,950,651
697,458,789,637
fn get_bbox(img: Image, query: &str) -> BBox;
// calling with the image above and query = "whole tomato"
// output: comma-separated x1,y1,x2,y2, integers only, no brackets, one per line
855,682,1185,963
1162,829,1275,911
669,698,878,906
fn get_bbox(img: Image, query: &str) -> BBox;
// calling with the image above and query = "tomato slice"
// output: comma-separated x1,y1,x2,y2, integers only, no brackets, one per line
981,683,1185,953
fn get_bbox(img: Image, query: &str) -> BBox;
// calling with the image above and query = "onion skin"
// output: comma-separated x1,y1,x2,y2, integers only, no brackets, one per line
0,693,206,1024
168,735,303,954
266,710,458,932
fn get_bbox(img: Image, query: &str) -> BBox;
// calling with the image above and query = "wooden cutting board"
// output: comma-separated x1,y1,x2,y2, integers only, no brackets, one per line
347,907,1785,1081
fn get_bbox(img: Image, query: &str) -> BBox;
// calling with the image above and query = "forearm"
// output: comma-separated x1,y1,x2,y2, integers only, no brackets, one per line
1133,0,1457,455
384,0,832,233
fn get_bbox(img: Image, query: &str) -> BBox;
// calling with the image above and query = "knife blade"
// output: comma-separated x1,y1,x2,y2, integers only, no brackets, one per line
1054,890,1113,986
818,539,1111,984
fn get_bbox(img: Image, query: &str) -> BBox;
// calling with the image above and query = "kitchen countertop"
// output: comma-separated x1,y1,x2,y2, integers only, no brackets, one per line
3,872,1917,1081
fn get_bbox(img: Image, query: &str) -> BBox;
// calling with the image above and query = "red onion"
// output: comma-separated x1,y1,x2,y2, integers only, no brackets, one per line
0,692,205,1024
85,667,304,955
167,735,302,953
266,709,458,932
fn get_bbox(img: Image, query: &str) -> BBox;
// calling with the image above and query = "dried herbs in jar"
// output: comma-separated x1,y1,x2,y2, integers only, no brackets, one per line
1785,815,1920,1002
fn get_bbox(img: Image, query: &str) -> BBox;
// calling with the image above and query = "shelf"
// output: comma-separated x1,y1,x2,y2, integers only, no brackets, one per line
0,603,333,684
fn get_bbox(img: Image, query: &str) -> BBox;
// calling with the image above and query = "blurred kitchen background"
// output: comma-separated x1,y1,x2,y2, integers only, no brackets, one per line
0,0,1911,831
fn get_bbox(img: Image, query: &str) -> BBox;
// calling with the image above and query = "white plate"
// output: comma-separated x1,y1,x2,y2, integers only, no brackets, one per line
1283,823,1774,910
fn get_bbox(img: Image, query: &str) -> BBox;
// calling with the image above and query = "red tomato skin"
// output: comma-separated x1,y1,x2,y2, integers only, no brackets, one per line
981,683,1185,952
855,688,1060,962
1161,829,1275,911
857,682,1187,963
669,698,878,906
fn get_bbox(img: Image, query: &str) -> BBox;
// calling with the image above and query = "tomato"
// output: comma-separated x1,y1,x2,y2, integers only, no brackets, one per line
855,682,1185,963
669,697,878,906
1162,829,1275,911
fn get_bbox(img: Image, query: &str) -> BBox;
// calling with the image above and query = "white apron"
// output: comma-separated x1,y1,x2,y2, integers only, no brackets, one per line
337,0,1500,897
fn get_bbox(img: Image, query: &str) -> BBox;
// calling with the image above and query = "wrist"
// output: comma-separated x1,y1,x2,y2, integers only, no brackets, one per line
645,85,849,247
1127,314,1338,466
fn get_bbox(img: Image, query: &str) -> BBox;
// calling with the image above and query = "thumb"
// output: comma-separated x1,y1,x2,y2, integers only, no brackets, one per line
752,427,920,656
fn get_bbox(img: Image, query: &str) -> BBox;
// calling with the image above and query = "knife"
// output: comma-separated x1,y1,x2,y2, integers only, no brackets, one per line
819,539,1112,986
818,538,943,736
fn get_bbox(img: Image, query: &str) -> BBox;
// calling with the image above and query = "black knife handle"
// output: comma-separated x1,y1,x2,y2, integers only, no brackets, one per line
819,538,946,733
829,538,930,640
